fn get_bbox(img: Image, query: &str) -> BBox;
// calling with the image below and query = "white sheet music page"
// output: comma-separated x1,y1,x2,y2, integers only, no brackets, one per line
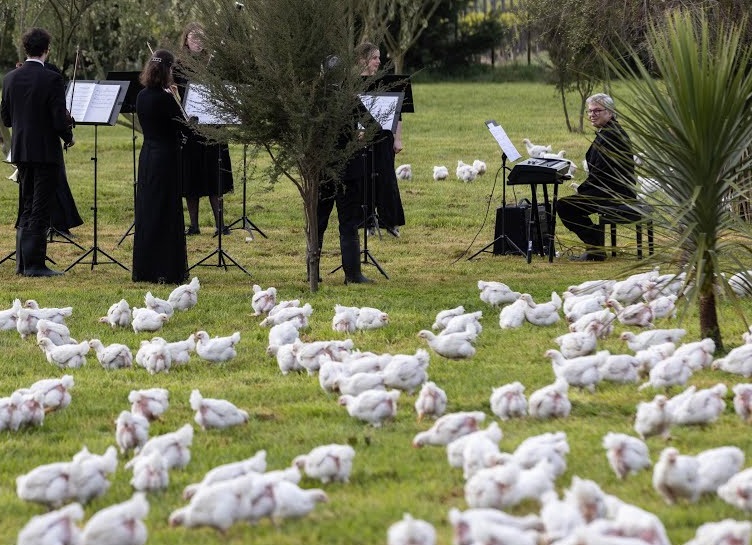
358,93,401,131
485,120,521,162
66,82,120,124
66,82,94,122
184,84,240,125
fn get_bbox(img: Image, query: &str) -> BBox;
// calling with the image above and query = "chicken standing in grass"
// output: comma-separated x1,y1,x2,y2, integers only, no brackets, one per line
432,165,448,181
127,424,193,470
190,389,249,430
339,389,401,427
115,410,150,455
417,329,476,359
251,285,277,316
129,388,169,421
293,444,356,484
99,299,131,329
528,379,571,419
478,280,521,307
387,513,436,545
182,450,267,500
489,381,527,420
634,394,673,440
38,339,90,369
81,493,149,545
131,307,169,333
144,291,174,317
89,339,133,370
36,319,75,347
602,432,651,479
520,292,561,326
733,383,752,422
168,276,200,311
0,298,21,331
16,502,84,545
412,411,486,447
414,381,448,421
195,330,240,362
22,374,74,413
652,447,700,504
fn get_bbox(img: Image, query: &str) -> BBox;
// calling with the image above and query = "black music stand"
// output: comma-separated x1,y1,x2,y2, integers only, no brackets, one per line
183,83,250,275
107,71,143,246
64,80,130,271
469,120,523,260
226,143,267,240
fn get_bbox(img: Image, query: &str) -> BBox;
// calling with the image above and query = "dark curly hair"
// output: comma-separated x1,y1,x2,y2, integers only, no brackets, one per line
139,49,175,88
22,28,51,57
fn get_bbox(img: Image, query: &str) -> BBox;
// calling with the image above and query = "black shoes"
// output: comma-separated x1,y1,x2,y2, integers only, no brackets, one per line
569,250,606,262
185,226,200,235
214,226,231,236
345,273,373,284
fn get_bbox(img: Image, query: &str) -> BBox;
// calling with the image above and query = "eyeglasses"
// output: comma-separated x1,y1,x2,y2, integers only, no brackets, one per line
587,108,607,116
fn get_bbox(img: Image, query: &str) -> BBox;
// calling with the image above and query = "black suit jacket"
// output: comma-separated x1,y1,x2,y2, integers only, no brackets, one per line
1,60,73,165
578,119,636,200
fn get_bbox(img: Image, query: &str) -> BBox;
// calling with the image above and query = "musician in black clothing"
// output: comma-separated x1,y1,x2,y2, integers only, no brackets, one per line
558,93,636,261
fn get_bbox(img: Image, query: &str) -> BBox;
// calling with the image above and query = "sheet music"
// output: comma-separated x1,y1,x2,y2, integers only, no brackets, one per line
359,93,402,132
184,84,240,125
485,119,521,162
66,82,122,124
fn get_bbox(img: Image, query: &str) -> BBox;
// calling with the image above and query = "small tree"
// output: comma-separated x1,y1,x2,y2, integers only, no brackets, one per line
609,10,752,350
189,0,381,291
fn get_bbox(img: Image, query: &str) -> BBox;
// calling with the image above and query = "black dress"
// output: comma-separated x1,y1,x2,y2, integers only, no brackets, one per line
173,66,234,198
50,165,83,232
132,87,188,284
370,128,405,230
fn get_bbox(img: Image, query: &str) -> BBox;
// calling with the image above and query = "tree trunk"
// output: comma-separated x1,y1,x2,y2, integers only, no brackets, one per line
303,189,321,293
559,86,572,132
699,289,724,352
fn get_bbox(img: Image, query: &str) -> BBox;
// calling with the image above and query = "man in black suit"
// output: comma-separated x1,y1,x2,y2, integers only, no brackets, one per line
1,27,74,276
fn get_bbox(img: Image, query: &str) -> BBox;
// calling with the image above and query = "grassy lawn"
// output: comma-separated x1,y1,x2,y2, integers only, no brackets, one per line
1,82,751,544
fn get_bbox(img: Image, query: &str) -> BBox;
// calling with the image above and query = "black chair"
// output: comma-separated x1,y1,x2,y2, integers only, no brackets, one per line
598,203,654,259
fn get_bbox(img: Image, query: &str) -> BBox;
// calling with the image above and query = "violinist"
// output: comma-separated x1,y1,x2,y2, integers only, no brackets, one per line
1,27,73,276
131,48,188,284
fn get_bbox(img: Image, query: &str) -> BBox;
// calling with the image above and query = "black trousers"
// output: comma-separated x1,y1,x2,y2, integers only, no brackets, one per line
557,194,610,248
317,177,363,249
17,162,57,233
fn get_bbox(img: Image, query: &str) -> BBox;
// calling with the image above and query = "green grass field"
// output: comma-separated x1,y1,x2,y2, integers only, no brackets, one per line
1,82,751,544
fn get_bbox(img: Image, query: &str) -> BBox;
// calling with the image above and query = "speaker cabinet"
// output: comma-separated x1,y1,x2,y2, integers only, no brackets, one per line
493,204,550,256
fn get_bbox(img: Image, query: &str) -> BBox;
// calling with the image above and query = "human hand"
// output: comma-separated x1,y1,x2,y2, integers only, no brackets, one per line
64,137,75,150
393,138,403,154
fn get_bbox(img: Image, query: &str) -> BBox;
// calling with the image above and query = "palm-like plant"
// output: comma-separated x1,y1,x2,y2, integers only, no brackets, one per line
608,10,752,350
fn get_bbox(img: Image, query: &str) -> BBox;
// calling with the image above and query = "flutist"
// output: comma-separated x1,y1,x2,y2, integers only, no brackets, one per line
1,27,73,276
131,49,189,285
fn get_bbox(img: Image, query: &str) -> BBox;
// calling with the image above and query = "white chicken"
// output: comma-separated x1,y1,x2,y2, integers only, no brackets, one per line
267,321,300,356
16,390,45,428
417,329,475,359
293,443,356,483
395,163,412,180
621,328,687,351
464,463,521,509
129,450,169,492
136,340,171,375
128,388,169,421
498,298,527,329
251,284,277,316
598,353,639,383
152,334,195,365
606,298,655,328
432,165,449,181
381,349,429,394
461,431,506,480
634,341,677,377
331,307,357,332
24,374,74,413
520,292,561,326
685,519,752,545
568,308,616,339
339,389,400,427
567,279,616,297
130,307,169,333
23,299,73,323
539,490,586,543
712,344,752,377
472,159,487,175
478,280,521,307
652,447,700,504
489,381,528,420
456,160,478,182
259,303,313,328
387,513,436,545
634,394,673,440
522,138,551,158
546,349,607,392
98,299,131,328
190,389,249,430
670,383,727,426
514,431,570,476
554,322,599,358
144,290,174,317
414,381,447,421
36,318,75,347
270,480,328,523
0,391,25,431
69,445,118,505
446,422,503,469
602,432,651,479
81,493,149,545
16,502,84,545
335,371,385,396
432,305,465,331
355,307,389,330
127,423,193,470
528,378,571,419
448,507,543,545
648,294,678,320
167,276,200,311
733,383,752,422
17,461,75,508
718,468,752,512
88,339,133,370
0,298,21,331
638,354,692,390
182,450,267,500
195,330,240,362
38,338,90,369
115,410,150,454
565,294,607,323
696,446,745,495
412,411,485,447
440,311,482,336
673,338,716,370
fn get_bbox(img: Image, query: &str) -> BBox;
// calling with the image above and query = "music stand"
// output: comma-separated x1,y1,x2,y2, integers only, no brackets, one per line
183,83,250,275
468,120,523,260
226,143,267,240
64,80,130,271
107,71,143,246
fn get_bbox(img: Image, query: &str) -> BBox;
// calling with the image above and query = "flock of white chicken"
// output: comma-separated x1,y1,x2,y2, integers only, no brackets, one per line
5,264,752,545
